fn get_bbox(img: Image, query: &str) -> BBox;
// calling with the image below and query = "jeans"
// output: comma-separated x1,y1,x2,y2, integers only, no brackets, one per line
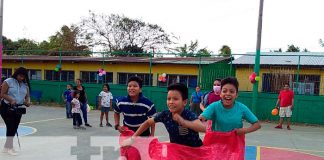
80,102,88,124
65,101,72,118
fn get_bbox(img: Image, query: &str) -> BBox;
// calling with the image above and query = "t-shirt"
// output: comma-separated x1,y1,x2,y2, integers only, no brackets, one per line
3,78,28,104
207,92,221,106
71,98,81,113
201,101,258,132
99,91,113,107
153,109,203,147
63,89,73,102
114,93,156,127
278,90,294,107
73,86,86,103
191,91,203,103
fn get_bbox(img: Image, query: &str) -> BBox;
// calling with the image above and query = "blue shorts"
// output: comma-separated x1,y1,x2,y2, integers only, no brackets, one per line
101,107,110,113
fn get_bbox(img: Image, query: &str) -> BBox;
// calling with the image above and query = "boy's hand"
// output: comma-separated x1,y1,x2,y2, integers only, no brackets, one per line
234,128,247,135
121,136,135,147
198,115,206,122
172,113,185,126
117,126,125,133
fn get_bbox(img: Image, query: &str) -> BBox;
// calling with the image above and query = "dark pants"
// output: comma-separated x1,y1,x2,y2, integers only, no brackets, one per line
0,101,22,149
73,113,82,126
80,102,88,124
66,101,72,118
126,125,150,136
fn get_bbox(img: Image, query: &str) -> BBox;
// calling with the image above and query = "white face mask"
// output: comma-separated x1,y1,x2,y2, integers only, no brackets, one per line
213,86,221,92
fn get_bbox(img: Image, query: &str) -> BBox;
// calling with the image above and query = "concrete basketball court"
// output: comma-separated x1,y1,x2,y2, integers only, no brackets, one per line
1,105,324,160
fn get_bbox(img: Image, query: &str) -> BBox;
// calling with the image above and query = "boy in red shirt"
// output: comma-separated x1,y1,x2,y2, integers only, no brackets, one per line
275,83,294,130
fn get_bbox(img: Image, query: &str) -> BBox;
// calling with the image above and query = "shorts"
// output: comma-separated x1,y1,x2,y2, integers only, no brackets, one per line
279,106,292,118
101,107,110,113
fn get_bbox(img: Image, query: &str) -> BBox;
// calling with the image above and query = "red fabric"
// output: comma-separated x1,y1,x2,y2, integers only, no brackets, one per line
207,93,221,105
278,90,294,107
120,126,245,160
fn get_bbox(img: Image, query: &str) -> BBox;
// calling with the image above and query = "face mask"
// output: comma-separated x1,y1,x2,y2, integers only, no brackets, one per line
213,86,221,92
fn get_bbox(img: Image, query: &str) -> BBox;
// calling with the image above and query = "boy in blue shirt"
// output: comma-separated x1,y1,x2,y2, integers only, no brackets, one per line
62,84,73,118
123,83,205,147
199,77,261,135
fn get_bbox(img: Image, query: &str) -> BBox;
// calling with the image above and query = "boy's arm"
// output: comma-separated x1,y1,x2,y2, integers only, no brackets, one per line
275,99,280,108
62,92,66,103
150,123,155,136
114,113,124,132
173,114,206,133
236,121,261,135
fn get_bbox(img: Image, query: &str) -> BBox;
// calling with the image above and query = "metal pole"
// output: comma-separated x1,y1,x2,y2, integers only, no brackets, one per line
252,0,264,114
198,54,201,86
0,0,3,83
149,51,152,86
295,55,301,93
59,49,62,81
229,54,233,76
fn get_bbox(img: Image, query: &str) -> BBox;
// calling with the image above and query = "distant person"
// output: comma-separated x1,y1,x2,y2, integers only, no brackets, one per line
189,86,203,115
98,84,113,127
73,79,92,127
200,78,222,111
274,83,294,130
62,84,73,118
71,90,86,130
114,76,156,136
0,67,31,156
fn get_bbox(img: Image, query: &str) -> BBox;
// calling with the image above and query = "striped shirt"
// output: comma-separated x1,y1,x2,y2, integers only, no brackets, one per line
114,93,156,127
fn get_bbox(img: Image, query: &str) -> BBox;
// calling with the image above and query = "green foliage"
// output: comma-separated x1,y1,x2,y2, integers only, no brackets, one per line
219,45,231,57
286,44,300,52
173,40,212,57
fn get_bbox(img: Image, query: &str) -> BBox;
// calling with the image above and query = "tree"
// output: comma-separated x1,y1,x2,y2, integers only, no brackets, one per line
78,11,173,56
173,40,212,57
219,45,231,57
2,36,19,54
319,39,324,47
286,44,300,52
302,48,309,52
44,25,90,56
274,48,282,52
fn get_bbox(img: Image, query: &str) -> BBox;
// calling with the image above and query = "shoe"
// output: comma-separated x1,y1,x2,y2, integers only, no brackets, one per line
79,126,86,130
2,148,9,153
73,126,78,129
106,123,112,127
100,123,103,127
287,126,291,130
85,123,92,127
7,148,18,156
275,125,282,129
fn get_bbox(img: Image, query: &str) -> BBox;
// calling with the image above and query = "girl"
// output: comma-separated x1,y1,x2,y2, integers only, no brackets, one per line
71,91,86,130
98,84,113,127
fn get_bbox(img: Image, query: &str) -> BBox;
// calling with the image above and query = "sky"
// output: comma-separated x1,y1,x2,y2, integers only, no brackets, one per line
3,0,324,54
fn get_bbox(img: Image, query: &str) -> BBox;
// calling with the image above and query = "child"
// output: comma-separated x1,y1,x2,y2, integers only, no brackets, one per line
71,90,86,130
123,83,206,147
199,77,261,135
98,84,113,127
114,76,156,136
62,84,73,118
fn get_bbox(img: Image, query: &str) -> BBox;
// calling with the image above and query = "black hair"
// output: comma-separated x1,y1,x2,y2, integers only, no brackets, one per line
12,67,31,93
72,90,80,98
68,84,73,87
284,83,290,86
221,77,239,92
215,78,222,82
76,79,82,83
103,83,110,91
167,83,188,100
127,76,143,88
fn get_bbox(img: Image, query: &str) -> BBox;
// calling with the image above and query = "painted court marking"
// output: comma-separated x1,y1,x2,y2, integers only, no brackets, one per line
0,125,37,137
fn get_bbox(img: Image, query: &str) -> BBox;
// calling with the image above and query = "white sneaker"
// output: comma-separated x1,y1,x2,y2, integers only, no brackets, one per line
7,148,18,156
2,148,9,153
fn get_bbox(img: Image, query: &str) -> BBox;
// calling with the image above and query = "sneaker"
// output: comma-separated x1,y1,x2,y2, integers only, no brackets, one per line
100,123,103,127
79,126,86,130
2,148,9,153
106,123,112,127
7,148,18,156
85,123,92,127
73,126,78,129
287,126,291,130
275,125,282,129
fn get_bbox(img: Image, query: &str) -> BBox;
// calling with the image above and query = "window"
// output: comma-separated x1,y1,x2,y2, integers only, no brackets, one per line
158,74,198,88
262,73,320,95
45,70,74,82
118,73,153,86
80,71,113,83
2,68,12,79
28,69,42,80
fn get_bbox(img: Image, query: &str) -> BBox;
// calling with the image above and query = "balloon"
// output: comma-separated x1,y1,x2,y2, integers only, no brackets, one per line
251,72,256,77
249,75,256,83
102,71,106,75
162,73,166,77
98,68,103,73
158,75,163,81
162,77,167,82
54,68,59,72
99,73,103,76
271,108,278,116
255,76,260,81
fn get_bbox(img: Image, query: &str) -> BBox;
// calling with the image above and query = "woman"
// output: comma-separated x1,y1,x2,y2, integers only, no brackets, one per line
73,79,92,127
0,67,31,156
